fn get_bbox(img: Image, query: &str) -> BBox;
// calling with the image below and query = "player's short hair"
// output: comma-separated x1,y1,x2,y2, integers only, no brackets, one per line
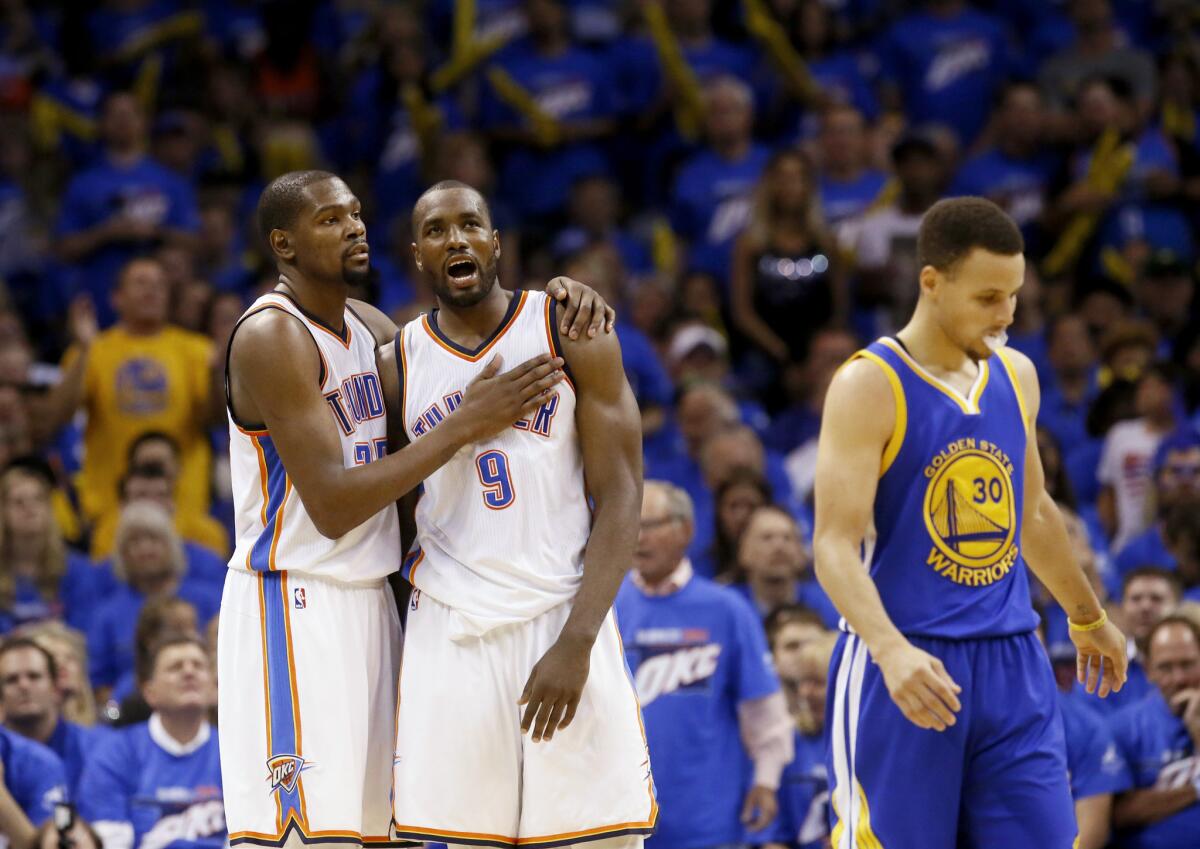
411,180,492,235
256,170,339,245
917,197,1024,274
644,480,695,527
1122,566,1184,601
1146,614,1200,661
0,635,59,685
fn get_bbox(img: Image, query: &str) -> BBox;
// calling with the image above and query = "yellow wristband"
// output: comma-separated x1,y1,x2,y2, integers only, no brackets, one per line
1068,610,1108,633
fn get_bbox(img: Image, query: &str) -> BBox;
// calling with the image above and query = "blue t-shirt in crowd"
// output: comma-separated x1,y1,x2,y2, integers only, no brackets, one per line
1113,526,1177,584
818,169,889,229
670,145,772,281
481,39,618,219
949,148,1059,230
763,729,829,849
726,581,840,630
44,718,103,797
11,551,108,635
616,573,780,849
876,7,1011,145
0,725,67,823
76,717,225,849
1057,692,1125,800
86,581,221,689
55,154,200,326
1109,689,1200,849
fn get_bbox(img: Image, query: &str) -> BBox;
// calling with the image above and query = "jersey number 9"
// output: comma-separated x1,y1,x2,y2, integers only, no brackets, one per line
476,450,515,509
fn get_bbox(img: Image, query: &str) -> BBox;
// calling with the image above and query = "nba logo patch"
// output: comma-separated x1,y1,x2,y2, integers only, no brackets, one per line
294,588,306,609
410,589,421,611
267,754,307,794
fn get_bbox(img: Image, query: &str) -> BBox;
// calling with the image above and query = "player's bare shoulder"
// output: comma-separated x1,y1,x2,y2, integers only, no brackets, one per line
820,354,897,448
556,319,623,379
229,304,318,374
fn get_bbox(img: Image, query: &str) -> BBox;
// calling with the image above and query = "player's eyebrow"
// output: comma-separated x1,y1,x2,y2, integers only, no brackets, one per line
312,200,358,218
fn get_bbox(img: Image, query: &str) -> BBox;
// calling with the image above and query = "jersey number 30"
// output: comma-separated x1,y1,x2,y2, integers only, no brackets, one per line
476,450,515,509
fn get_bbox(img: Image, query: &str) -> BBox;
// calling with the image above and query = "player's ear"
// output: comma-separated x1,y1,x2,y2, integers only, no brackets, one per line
492,230,501,259
918,265,941,299
270,229,295,262
410,242,423,272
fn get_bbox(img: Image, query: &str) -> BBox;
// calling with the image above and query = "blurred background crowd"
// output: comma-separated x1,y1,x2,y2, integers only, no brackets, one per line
0,0,1199,847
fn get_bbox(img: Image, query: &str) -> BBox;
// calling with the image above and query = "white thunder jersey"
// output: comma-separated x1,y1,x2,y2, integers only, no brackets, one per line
227,292,400,582
398,290,591,635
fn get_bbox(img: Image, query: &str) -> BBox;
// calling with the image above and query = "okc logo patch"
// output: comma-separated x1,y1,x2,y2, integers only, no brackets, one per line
922,442,1020,586
266,755,308,794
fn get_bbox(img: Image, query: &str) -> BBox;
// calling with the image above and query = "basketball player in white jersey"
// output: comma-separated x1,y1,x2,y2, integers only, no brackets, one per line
220,170,616,849
385,181,655,848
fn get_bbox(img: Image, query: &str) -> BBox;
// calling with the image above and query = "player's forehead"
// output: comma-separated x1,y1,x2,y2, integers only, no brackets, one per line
300,178,359,216
955,248,1025,290
415,188,488,228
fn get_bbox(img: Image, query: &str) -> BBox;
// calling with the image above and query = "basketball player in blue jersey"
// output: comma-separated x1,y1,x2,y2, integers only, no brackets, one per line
220,170,615,849
384,181,654,847
811,196,1129,848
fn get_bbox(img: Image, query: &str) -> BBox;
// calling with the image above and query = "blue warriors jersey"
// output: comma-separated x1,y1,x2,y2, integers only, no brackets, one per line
853,337,1038,638
615,573,780,849
1109,690,1200,849
76,717,225,849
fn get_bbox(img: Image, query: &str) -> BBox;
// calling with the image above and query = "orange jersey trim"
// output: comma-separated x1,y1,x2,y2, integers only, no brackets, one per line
421,290,529,363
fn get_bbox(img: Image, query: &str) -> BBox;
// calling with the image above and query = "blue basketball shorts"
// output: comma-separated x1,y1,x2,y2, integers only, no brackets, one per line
825,630,1075,849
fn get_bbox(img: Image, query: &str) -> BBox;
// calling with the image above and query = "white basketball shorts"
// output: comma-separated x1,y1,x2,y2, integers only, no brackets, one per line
392,590,658,848
219,568,404,847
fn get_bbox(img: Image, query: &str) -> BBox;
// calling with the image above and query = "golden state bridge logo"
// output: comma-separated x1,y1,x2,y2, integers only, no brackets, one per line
922,438,1020,587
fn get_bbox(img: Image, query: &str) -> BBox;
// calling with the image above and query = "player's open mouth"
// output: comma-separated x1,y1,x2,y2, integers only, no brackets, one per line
446,256,479,285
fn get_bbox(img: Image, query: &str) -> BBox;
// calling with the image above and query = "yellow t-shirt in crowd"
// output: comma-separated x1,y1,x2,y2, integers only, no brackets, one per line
89,508,229,561
68,325,214,524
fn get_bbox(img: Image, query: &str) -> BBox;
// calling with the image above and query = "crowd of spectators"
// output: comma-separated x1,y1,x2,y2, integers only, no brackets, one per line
0,0,1199,847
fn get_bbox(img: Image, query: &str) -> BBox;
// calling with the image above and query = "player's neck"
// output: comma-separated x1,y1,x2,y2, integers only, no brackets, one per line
435,286,513,348
277,274,348,333
897,309,976,375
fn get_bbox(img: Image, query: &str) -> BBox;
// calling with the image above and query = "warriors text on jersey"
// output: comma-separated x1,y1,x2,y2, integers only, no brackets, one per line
225,292,400,583
851,336,1038,638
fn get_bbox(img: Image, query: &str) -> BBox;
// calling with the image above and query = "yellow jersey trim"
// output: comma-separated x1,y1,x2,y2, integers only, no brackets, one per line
878,337,988,415
851,350,907,477
994,348,1032,432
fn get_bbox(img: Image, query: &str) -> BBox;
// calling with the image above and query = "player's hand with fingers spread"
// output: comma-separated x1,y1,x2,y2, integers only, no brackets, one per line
874,639,962,731
1070,616,1128,698
740,784,778,832
546,276,616,340
519,632,592,743
454,353,564,443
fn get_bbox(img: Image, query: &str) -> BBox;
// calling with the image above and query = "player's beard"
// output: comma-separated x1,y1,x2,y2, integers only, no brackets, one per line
434,253,500,309
341,259,372,287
